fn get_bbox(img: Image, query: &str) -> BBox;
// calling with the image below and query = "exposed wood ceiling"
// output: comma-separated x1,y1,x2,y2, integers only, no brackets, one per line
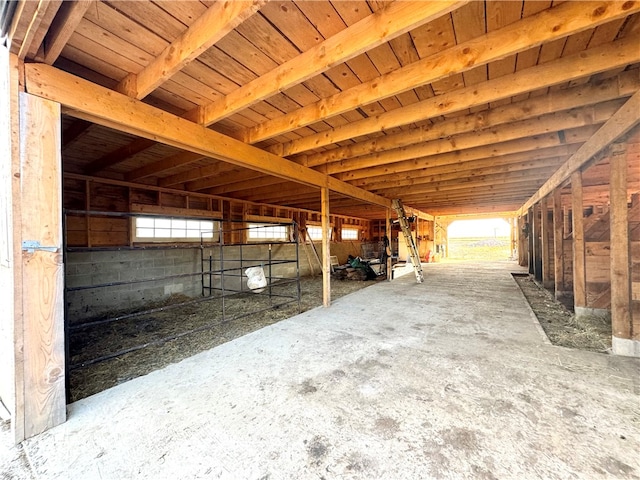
6,0,640,219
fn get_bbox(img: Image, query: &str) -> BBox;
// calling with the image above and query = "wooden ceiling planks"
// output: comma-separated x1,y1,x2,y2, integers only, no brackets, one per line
9,0,640,219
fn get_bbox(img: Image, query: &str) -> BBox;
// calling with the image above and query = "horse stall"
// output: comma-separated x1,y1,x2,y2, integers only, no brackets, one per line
64,207,301,402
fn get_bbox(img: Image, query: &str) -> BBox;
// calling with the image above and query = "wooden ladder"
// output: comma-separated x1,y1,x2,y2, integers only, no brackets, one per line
392,199,424,283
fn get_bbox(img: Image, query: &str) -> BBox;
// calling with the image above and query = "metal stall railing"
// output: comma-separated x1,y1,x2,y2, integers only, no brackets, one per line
63,210,300,399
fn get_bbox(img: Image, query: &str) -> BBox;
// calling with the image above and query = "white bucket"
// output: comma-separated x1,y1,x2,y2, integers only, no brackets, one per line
245,266,267,293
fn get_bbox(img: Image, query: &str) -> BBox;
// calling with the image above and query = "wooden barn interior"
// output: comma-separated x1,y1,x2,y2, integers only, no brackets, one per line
1,0,639,452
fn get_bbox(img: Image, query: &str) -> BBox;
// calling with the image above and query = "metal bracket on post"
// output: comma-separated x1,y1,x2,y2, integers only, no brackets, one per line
21,240,59,254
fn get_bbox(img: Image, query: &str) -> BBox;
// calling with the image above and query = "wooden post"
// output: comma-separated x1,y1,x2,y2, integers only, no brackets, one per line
541,197,553,288
509,217,515,259
527,208,534,274
609,143,636,356
532,203,542,280
571,170,587,310
0,49,18,439
321,187,330,307
518,215,527,266
386,208,392,280
13,92,66,441
552,187,565,299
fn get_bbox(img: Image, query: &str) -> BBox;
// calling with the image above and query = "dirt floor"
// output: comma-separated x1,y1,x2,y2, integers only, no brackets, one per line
69,275,376,402
514,274,612,353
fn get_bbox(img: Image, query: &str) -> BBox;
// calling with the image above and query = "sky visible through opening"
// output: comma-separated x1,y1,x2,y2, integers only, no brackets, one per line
448,218,510,238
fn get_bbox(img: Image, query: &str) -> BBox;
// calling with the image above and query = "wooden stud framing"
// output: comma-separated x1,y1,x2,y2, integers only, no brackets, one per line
572,171,587,309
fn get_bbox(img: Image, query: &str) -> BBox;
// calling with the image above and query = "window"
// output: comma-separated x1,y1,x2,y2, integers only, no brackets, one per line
342,228,359,240
247,223,288,241
307,225,332,241
134,216,216,242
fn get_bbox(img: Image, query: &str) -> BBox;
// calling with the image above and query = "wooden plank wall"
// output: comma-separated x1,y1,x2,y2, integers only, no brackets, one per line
531,136,640,327
16,92,65,441
64,176,371,248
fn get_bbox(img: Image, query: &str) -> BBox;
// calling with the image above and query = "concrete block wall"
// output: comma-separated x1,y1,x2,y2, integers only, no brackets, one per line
66,241,363,325
65,248,201,325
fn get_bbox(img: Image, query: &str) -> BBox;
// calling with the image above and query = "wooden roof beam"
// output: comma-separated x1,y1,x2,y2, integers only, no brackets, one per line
159,161,241,187
299,71,640,167
42,0,93,65
213,140,584,204
116,0,264,100
323,103,616,175
248,1,640,146
375,169,557,197
357,156,568,191
84,137,158,175
17,0,62,60
272,34,640,157
336,125,598,182
348,145,581,188
25,64,391,208
519,90,640,213
125,151,205,181
189,1,466,126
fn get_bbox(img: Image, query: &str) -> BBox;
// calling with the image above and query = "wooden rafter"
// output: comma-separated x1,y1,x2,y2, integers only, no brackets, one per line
520,90,640,213
246,0,640,145
125,151,204,181
189,1,466,126
300,71,639,167
116,0,264,100
43,0,93,65
270,34,640,157
84,137,158,175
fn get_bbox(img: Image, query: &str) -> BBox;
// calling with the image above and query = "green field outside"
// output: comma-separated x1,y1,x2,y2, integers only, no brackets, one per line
446,236,512,261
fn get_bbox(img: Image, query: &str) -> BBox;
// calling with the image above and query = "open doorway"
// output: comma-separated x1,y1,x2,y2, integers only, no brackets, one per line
446,218,512,261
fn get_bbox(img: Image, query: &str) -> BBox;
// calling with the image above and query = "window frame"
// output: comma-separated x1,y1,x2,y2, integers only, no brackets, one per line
132,215,219,243
246,222,290,242
341,227,359,241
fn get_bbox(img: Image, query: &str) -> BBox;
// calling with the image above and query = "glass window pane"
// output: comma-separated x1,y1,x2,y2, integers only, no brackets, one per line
136,227,154,238
155,228,171,237
156,218,171,229
172,219,186,229
136,217,154,228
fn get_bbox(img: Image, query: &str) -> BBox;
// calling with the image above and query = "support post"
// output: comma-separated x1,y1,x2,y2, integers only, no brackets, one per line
13,92,66,441
552,187,565,300
321,187,330,307
518,215,527,266
609,143,636,356
0,49,18,438
532,203,542,281
386,208,391,280
572,171,587,311
542,196,553,288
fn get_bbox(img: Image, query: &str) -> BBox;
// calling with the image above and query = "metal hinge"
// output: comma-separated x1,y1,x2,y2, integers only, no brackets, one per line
21,240,59,254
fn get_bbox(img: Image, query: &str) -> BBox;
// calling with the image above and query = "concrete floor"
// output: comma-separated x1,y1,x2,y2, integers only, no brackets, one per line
2,261,639,479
